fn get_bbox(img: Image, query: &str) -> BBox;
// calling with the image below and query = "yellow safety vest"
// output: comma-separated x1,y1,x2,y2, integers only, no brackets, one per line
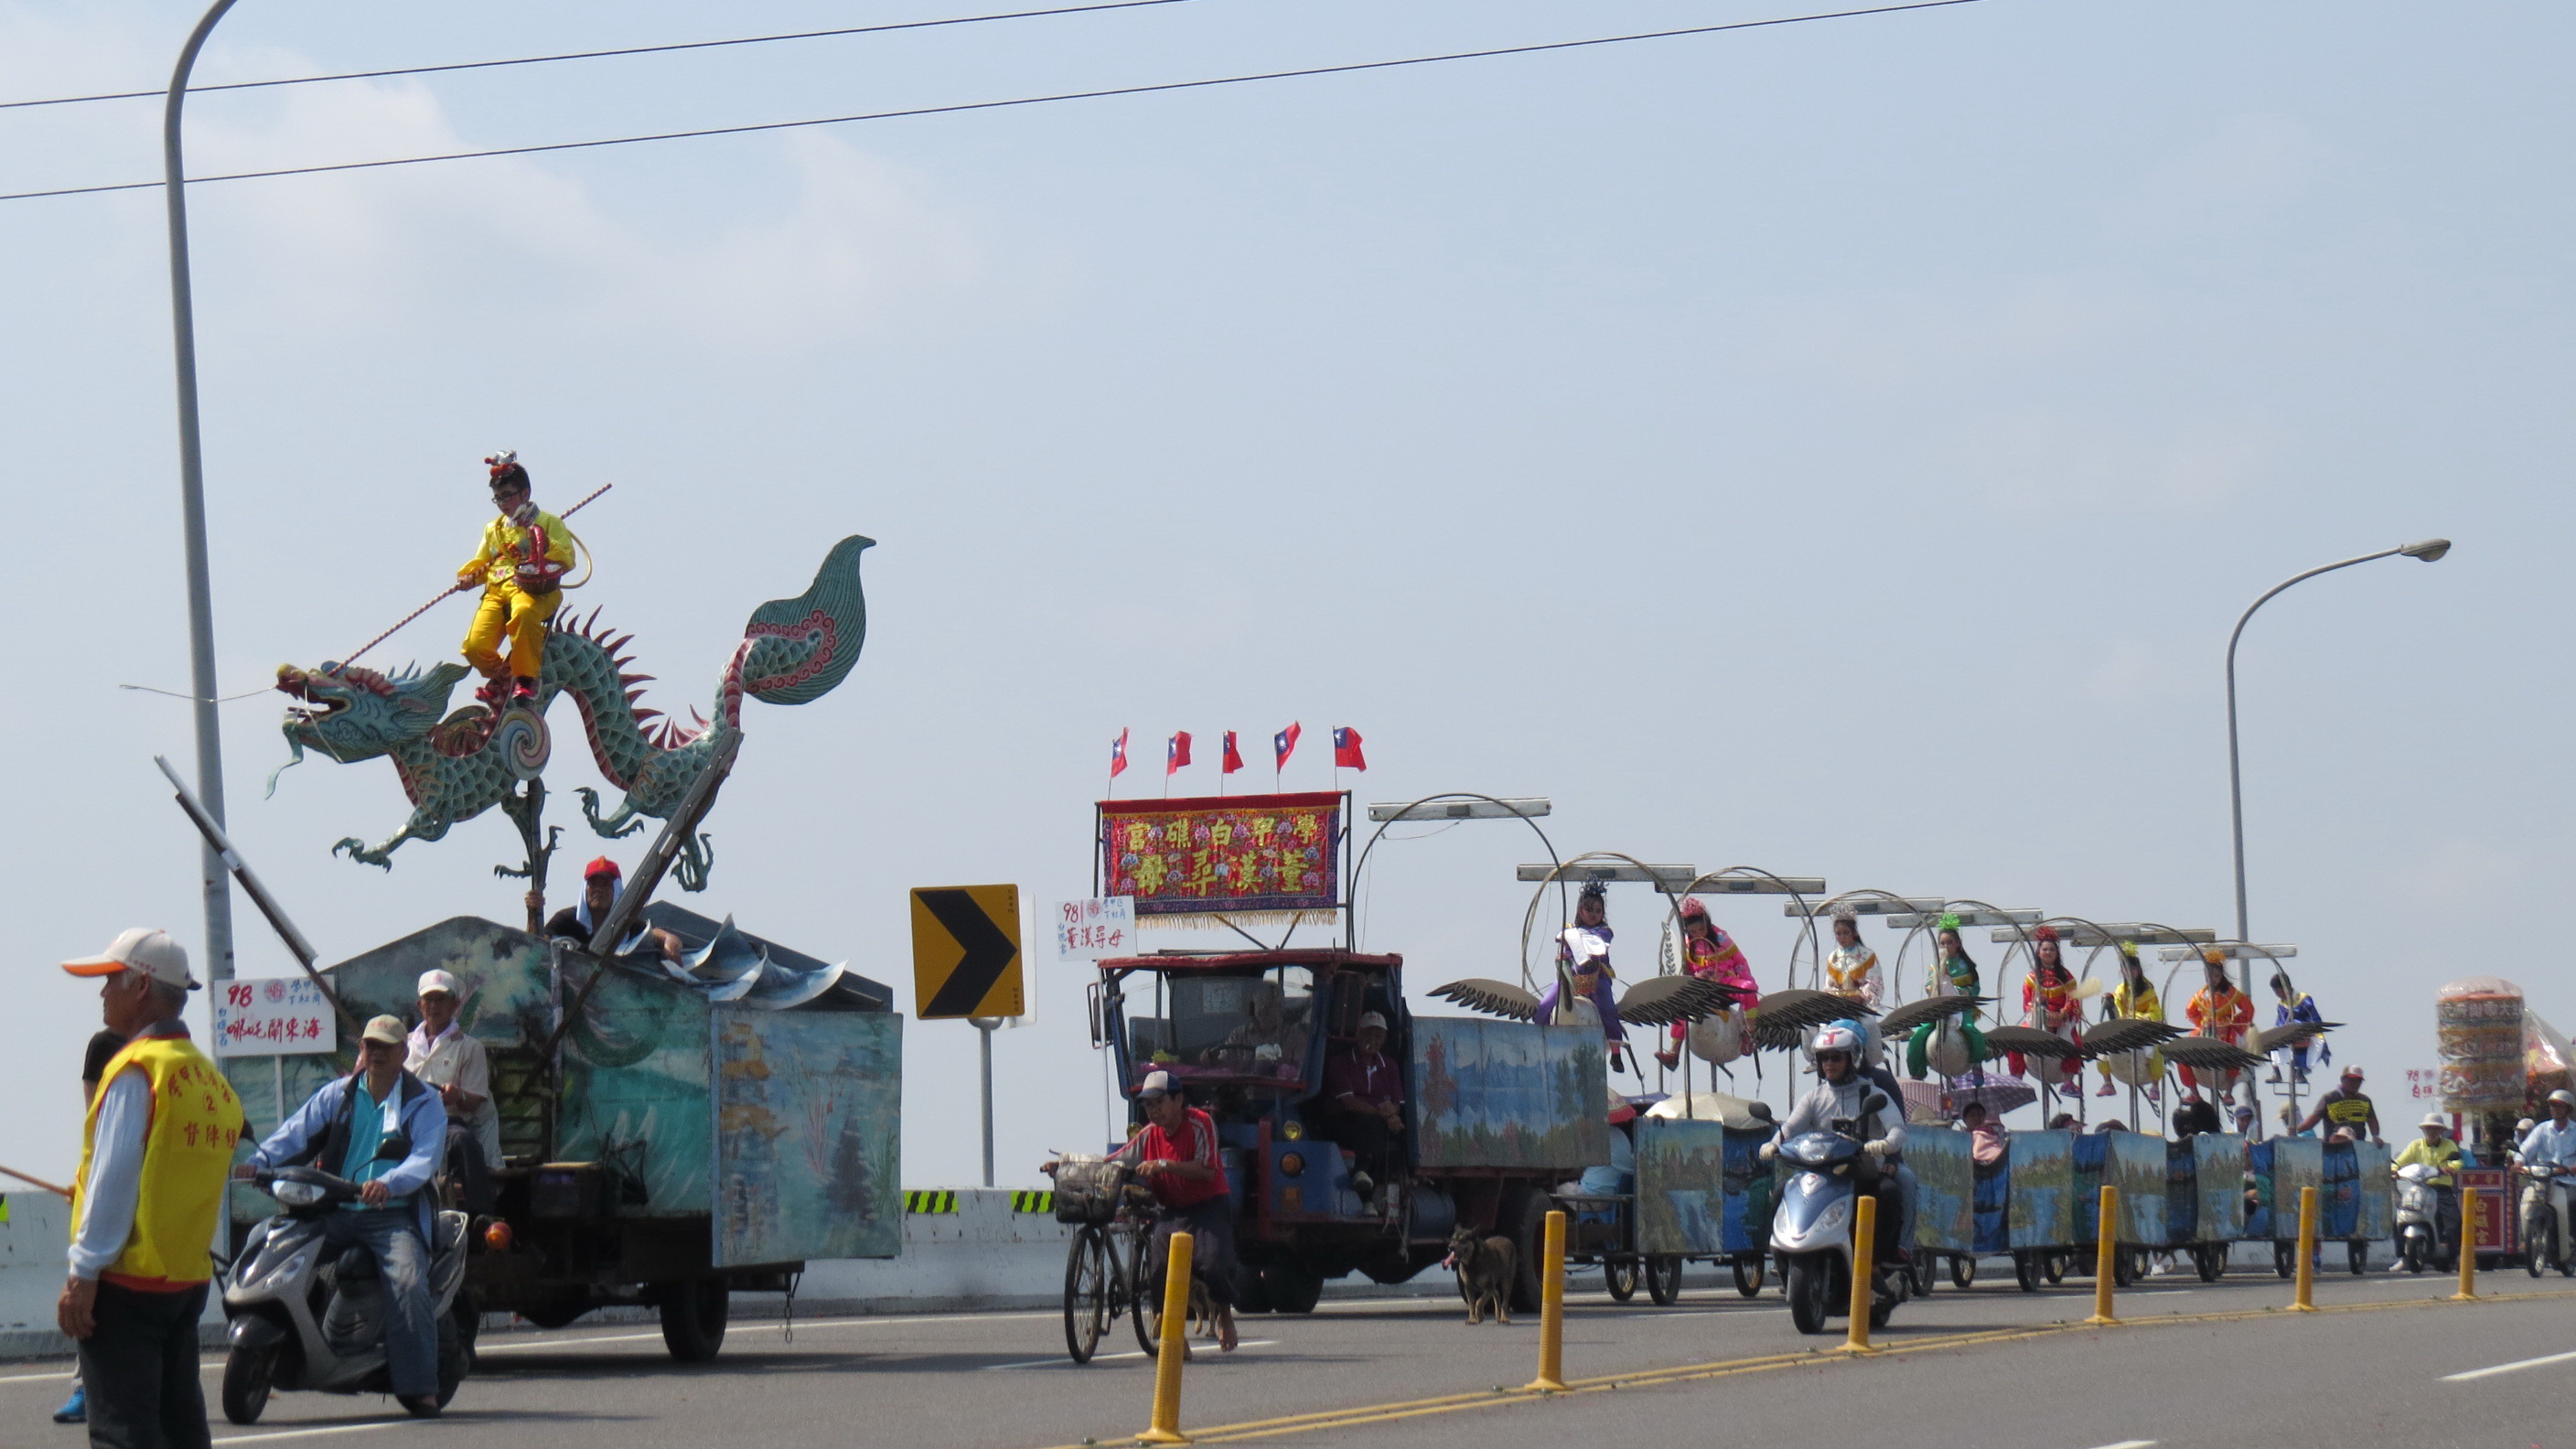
71,1034,243,1290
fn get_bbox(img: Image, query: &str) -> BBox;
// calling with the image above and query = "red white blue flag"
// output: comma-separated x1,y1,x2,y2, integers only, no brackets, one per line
1221,731,1244,774
1332,726,1367,770
1166,730,1193,775
1109,728,1129,778
1274,723,1302,770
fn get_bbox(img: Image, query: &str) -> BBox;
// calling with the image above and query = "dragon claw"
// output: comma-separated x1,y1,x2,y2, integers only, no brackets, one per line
331,838,394,871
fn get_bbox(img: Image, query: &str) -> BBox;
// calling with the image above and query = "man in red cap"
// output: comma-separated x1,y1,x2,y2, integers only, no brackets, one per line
542,858,682,961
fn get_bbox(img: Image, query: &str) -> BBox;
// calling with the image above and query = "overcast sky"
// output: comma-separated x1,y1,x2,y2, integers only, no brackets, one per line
2,0,2569,1186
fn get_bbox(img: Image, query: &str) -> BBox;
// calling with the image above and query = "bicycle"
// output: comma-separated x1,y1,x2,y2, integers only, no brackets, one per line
1056,1158,1165,1363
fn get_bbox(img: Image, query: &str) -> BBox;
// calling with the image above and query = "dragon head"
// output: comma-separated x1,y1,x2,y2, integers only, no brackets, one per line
273,659,472,772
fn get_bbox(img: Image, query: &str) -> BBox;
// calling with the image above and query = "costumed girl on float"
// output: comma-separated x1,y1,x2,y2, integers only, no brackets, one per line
2008,925,2086,1089
2267,971,2329,1087
2182,950,2255,1102
1905,917,1992,1081
1654,896,1757,1071
1822,906,1884,1061
456,451,575,708
2095,941,2165,1100
1538,882,1628,1070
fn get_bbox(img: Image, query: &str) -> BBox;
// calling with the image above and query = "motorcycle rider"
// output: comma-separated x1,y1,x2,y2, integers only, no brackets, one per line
2393,1112,2465,1270
2518,1089,2576,1264
1765,1025,1906,1298
239,1016,449,1416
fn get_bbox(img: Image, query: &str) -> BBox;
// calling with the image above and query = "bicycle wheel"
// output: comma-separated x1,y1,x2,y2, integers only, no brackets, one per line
1062,1226,1110,1364
1128,1227,1165,1358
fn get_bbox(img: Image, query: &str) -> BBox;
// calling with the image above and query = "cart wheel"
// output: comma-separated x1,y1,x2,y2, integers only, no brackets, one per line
1907,1248,1935,1293
1230,1261,1274,1315
1733,1255,1765,1298
1261,1263,1326,1315
1063,1225,1111,1364
1605,1260,1639,1302
2347,1240,2369,1277
1949,1253,1976,1290
1505,1189,1551,1316
2111,1247,2136,1289
1644,1255,1683,1307
657,1278,728,1363
2012,1251,2040,1293
2042,1251,2066,1285
2197,1244,2225,1283
2272,1241,2294,1280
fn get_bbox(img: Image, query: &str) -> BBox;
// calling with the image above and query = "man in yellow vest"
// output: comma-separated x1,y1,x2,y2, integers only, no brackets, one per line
59,928,242,1449
456,451,574,710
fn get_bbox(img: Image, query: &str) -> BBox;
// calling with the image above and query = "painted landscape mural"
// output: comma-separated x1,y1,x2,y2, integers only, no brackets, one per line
1411,1017,1609,1171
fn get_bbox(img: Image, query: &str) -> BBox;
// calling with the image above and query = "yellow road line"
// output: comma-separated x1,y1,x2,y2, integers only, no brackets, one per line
1031,1287,2576,1448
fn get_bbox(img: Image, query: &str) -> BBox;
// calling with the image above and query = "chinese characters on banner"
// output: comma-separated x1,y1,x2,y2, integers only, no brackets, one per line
2403,1067,2442,1103
213,977,338,1057
1052,896,1137,963
1098,791,1341,918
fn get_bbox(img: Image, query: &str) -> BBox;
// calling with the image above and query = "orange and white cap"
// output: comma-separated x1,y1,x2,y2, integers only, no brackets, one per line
61,928,199,991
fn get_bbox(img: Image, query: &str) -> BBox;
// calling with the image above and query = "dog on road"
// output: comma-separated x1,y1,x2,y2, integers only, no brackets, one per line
1447,1224,1516,1325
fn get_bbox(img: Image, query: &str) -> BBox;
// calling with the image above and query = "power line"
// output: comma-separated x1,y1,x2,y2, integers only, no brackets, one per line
0,0,1205,113
0,0,1988,204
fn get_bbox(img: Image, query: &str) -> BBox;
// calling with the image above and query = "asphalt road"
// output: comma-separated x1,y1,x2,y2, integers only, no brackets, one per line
8,1263,2571,1448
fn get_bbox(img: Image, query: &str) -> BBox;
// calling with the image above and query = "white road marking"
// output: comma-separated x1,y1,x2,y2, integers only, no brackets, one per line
2439,1347,2576,1381
211,1423,401,1444
984,1339,1277,1370
0,1368,72,1384
2078,1440,2157,1449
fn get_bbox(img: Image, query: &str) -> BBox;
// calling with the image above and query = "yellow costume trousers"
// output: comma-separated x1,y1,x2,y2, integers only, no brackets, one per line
463,585,561,680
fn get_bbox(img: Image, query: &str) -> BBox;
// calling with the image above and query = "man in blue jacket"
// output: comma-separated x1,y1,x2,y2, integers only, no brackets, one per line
242,1014,448,1415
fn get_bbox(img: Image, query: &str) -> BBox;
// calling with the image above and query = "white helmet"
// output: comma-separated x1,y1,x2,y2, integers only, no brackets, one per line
1809,1025,1862,1061
2549,1089,2576,1109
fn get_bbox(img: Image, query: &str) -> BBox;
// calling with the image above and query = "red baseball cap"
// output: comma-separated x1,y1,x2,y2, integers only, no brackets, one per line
584,857,621,881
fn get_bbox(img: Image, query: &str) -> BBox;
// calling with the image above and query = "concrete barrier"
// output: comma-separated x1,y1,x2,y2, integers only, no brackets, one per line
0,1188,1451,1362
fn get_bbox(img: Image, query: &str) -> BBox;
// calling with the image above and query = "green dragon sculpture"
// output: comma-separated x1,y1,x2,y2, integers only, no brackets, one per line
273,535,871,889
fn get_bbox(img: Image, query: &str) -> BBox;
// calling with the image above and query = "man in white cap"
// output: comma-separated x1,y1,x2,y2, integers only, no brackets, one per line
1319,1011,1405,1199
2517,1089,2576,1270
1103,1071,1239,1354
59,928,242,1449
242,1014,448,1416
408,970,500,1185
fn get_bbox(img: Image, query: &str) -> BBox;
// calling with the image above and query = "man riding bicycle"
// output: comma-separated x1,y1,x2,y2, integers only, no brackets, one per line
1108,1070,1240,1354
2518,1089,2576,1268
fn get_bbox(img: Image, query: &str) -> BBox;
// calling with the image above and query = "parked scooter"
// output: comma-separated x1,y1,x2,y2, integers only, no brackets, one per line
2393,1161,2449,1274
1767,1092,1905,1336
220,1165,471,1423
2517,1163,2575,1278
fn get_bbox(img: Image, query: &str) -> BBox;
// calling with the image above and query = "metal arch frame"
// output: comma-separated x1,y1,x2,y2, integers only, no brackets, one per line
1343,792,1561,953
1513,850,1676,993
2186,939,2307,1139
2022,914,2152,1130
1783,888,1940,995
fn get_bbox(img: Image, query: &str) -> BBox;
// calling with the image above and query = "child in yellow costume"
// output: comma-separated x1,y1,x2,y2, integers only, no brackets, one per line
456,452,574,707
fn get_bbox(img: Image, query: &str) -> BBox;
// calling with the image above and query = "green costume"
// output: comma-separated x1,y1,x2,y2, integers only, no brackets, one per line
1905,932,1991,1079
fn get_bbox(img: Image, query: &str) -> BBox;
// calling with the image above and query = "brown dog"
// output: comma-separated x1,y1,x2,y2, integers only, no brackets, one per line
1448,1224,1516,1326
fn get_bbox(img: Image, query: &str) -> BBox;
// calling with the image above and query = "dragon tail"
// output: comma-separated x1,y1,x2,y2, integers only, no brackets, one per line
732,535,873,708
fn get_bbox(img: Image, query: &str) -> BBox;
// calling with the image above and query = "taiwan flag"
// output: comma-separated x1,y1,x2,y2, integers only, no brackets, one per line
1332,726,1367,770
1273,722,1302,770
1166,730,1192,775
1110,728,1129,778
1221,731,1244,774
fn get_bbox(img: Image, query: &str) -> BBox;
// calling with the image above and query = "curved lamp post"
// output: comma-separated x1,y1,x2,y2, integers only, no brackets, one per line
2225,539,2450,942
165,0,248,993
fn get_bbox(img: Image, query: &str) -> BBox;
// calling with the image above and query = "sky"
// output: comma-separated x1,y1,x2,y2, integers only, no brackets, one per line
1,0,2570,1188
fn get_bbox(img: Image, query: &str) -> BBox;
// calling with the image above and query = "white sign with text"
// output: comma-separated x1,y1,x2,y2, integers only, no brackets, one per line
1052,896,1137,963
214,977,339,1057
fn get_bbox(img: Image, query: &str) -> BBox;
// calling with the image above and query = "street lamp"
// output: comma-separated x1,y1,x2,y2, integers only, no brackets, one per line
2225,540,2451,941
164,0,248,997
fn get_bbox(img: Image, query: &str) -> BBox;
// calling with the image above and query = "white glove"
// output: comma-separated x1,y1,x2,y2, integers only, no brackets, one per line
1757,1142,1777,1162
1862,1138,1893,1158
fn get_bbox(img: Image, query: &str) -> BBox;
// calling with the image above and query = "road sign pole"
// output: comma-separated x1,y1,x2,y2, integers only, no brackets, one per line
974,1017,999,1189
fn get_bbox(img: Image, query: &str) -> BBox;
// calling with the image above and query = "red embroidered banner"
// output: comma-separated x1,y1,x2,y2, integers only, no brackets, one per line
1098,792,1341,918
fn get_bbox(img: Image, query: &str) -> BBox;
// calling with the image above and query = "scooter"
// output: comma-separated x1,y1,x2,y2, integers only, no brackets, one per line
220,1165,472,1424
2517,1164,2575,1279
2393,1162,2448,1274
1768,1093,1905,1336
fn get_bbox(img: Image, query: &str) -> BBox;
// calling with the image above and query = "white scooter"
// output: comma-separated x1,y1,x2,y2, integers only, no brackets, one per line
2393,1162,2450,1274
1768,1091,1905,1336
220,1165,472,1423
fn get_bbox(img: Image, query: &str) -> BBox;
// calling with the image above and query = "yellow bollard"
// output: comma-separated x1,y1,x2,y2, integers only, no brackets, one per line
1138,1231,1194,1444
1525,1210,1568,1390
2451,1185,2478,1302
2085,1184,2120,1326
1842,1193,1878,1354
2291,1185,2319,1312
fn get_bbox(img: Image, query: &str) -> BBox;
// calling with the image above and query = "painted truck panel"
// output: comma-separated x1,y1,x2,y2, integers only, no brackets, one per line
711,1008,902,1267
1410,1017,1609,1171
1908,1127,1975,1255
2007,1130,2076,1250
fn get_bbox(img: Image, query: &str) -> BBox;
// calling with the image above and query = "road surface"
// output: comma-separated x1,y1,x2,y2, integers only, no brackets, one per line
8,1262,2569,1447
